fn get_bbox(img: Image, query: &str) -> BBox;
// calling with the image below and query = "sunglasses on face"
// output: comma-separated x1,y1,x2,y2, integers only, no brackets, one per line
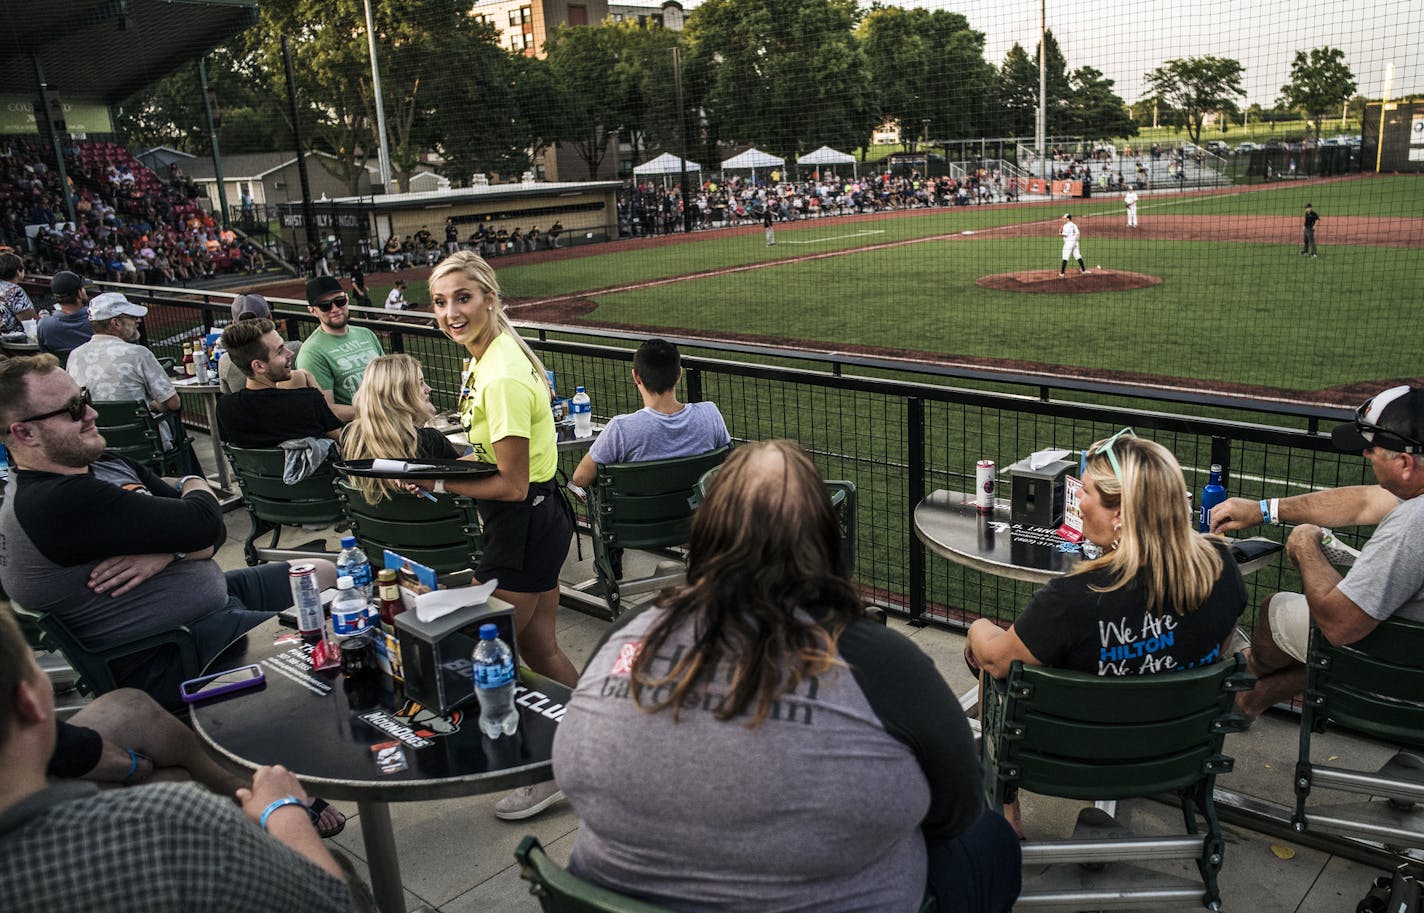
1082,427,1137,482
19,387,92,424
314,295,349,312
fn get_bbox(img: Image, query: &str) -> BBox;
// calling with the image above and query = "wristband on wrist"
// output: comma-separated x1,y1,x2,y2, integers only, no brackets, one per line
121,748,146,786
176,475,203,490
1259,499,1270,524
1268,498,1281,525
433,479,446,495
259,796,308,831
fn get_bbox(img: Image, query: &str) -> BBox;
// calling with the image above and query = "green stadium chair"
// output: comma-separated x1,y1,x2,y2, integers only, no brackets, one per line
224,443,343,566
981,656,1255,911
1293,617,1424,855
9,601,199,698
695,464,858,570
336,478,484,580
92,399,195,476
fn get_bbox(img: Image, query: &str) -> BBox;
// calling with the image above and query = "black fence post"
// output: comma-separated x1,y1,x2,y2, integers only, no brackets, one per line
1210,434,1232,487
908,396,926,626
686,366,703,403
390,331,404,354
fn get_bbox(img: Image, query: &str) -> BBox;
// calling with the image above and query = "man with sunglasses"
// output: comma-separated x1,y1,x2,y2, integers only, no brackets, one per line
1210,385,1424,721
293,276,383,423
0,355,338,708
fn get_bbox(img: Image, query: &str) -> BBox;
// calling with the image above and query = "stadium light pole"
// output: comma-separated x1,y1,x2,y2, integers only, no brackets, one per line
282,37,320,254
1036,0,1047,182
198,61,231,228
363,0,394,193
674,46,692,233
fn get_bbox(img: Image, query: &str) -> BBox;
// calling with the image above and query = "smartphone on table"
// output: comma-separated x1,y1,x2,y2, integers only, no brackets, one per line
180,664,265,702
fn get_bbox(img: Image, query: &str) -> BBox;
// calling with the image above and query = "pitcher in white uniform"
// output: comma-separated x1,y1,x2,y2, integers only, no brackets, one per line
1059,213,1087,277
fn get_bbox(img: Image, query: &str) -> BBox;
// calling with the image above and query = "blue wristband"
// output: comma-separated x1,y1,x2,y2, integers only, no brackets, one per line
1260,499,1270,524
259,795,307,831
121,748,142,785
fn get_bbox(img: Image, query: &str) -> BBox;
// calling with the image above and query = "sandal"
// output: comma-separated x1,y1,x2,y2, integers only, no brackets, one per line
307,798,347,839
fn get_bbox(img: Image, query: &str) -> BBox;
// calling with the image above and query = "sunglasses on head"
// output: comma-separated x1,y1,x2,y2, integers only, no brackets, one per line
1081,427,1137,482
1353,400,1423,454
19,387,92,424
314,295,349,312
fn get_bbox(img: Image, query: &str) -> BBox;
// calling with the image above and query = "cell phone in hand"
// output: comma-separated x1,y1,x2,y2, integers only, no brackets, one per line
180,664,265,702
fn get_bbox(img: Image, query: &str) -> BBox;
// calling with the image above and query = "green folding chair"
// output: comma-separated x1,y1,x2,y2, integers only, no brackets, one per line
92,399,196,476
224,443,343,565
337,479,484,580
9,601,199,698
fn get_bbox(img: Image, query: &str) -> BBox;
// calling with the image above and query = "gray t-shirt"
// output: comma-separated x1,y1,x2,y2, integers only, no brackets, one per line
1338,493,1424,622
587,402,730,466
553,606,982,913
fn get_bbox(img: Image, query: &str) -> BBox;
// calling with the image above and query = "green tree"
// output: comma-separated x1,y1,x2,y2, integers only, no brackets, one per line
611,25,685,166
858,7,996,148
116,48,288,156
1063,66,1135,142
997,43,1037,137
686,0,871,162
1279,46,1356,148
543,24,628,179
1143,56,1245,146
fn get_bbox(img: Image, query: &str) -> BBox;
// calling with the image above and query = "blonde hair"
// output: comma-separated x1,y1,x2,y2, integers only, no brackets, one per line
1077,436,1224,615
341,354,432,503
429,251,553,398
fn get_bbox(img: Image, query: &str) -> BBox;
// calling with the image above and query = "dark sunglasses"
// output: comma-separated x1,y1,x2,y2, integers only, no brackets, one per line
314,295,349,312
1353,400,1423,453
20,387,92,424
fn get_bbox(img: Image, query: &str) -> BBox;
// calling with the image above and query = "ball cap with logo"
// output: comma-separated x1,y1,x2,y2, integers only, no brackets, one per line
1332,385,1424,454
88,292,148,322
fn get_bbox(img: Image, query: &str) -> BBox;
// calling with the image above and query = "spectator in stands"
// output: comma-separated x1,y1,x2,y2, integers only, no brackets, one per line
554,440,1020,913
341,354,461,506
571,338,730,490
382,235,404,271
525,226,541,251
0,251,37,338
65,292,192,462
384,278,410,311
1210,386,1424,722
37,270,93,361
294,276,384,423
546,221,563,249
965,433,1247,834
0,611,354,911
216,318,342,449
217,294,306,394
0,355,338,707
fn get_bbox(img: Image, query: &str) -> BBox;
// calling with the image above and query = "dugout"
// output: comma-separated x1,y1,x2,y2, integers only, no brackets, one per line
283,181,621,268
1362,100,1424,173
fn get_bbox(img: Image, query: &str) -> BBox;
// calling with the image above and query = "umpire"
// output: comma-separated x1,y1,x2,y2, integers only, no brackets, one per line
1302,203,1320,258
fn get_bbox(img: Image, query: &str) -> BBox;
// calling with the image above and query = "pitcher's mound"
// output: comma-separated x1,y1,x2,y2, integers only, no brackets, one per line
977,269,1162,294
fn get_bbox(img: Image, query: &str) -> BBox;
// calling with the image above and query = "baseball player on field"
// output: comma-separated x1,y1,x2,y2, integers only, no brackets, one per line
1059,213,1087,277
1124,190,1139,228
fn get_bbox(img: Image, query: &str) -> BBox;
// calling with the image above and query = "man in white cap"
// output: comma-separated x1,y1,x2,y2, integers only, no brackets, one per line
1211,385,1424,720
1058,213,1087,278
66,292,182,427
37,271,94,362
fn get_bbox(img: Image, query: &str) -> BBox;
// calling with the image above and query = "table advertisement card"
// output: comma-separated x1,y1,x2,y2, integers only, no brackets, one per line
1056,475,1085,543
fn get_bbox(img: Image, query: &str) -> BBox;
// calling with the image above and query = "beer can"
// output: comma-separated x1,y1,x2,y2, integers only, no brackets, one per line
975,460,995,513
289,563,324,643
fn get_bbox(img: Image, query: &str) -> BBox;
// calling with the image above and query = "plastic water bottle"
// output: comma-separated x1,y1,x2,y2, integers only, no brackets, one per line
329,575,370,637
571,386,592,439
472,624,519,738
337,536,373,600
1198,464,1226,533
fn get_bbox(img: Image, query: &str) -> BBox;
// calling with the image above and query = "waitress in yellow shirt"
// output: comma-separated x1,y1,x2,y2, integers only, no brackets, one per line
414,252,577,688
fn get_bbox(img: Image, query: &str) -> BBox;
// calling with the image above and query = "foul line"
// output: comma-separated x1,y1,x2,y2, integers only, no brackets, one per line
783,229,886,245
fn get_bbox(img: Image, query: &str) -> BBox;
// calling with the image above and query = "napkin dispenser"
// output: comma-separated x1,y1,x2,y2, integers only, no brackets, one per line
395,600,515,715
1008,457,1075,527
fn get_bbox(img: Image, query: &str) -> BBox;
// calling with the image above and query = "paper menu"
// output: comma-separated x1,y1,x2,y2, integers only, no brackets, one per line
1056,475,1085,543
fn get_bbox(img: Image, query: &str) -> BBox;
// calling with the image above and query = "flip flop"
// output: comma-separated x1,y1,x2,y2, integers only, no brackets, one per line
307,797,347,839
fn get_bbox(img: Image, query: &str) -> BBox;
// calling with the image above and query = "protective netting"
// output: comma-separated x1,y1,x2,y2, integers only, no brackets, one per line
4,0,1421,398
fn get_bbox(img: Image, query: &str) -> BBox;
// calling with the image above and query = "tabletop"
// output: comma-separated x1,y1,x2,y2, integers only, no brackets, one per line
432,413,602,453
191,618,567,803
915,489,1283,585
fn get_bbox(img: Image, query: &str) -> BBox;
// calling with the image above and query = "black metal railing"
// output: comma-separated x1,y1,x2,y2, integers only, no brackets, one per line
119,285,1366,634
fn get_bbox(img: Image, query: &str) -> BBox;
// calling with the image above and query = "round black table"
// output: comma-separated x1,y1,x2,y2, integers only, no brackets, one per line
191,618,569,913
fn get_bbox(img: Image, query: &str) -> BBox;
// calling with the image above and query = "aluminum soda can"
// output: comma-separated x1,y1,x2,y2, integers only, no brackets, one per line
289,563,324,643
975,460,995,513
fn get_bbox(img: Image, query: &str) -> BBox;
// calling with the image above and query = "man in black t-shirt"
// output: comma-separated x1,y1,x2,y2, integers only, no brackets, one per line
217,318,343,449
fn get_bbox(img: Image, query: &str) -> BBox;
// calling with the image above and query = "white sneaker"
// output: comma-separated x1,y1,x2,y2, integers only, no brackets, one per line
494,780,564,821
1319,529,1361,567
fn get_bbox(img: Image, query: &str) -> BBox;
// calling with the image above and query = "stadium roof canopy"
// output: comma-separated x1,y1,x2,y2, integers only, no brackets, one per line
2,0,258,105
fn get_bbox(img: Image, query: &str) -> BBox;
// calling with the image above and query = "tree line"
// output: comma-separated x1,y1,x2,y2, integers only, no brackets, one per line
116,0,1356,191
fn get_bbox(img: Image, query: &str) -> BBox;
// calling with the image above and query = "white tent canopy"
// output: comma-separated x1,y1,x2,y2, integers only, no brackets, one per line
720,148,785,170
796,145,855,165
633,152,701,175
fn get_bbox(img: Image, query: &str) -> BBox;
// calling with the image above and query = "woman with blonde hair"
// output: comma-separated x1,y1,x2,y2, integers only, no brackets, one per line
407,251,576,819
341,354,460,505
966,431,1247,678
554,440,1021,913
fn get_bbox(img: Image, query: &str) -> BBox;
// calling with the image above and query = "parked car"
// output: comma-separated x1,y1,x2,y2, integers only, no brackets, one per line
1205,140,1230,154
1235,142,1260,153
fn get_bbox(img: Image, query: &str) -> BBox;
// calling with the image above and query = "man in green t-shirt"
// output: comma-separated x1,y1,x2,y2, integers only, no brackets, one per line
294,276,383,422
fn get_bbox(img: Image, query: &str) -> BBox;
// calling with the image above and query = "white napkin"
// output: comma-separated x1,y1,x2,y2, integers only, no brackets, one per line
415,578,499,623
1028,448,1071,470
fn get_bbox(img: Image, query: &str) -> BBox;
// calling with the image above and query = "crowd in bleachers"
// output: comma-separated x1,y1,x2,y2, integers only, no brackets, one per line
617,169,1020,236
0,140,261,285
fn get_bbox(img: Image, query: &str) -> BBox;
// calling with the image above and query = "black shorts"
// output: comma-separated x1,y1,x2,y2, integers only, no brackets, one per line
475,480,573,593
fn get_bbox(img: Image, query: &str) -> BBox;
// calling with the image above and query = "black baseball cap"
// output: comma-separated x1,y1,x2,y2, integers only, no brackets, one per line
305,275,345,305
1332,386,1424,454
51,271,91,300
